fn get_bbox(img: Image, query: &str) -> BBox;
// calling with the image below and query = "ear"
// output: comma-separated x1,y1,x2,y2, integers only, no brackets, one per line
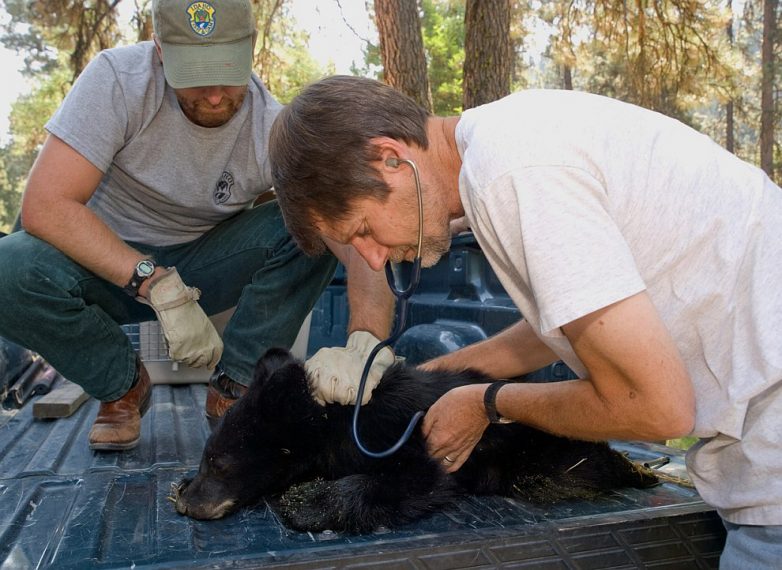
152,34,163,62
251,348,297,390
370,137,410,175
258,361,319,421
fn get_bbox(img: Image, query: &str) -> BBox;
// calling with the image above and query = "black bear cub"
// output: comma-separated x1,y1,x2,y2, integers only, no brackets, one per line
173,348,658,533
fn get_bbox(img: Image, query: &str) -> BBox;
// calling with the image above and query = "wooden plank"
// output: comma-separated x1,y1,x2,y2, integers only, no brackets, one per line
33,381,89,419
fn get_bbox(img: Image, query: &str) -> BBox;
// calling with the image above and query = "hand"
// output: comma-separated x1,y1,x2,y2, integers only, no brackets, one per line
142,268,223,369
305,331,394,406
422,384,489,473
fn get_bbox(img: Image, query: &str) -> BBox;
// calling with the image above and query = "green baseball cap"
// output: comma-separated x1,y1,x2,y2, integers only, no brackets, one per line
152,0,255,89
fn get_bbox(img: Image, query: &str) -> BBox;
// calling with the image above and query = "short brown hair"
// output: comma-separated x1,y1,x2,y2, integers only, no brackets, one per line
269,75,431,254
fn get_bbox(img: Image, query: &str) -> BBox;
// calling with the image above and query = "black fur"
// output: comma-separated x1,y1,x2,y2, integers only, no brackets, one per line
174,348,658,533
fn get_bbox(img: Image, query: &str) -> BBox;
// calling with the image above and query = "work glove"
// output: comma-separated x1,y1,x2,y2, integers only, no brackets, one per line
141,268,223,369
305,331,395,406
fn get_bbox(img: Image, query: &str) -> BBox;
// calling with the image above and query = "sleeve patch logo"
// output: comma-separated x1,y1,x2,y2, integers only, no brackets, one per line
214,171,234,204
187,2,216,37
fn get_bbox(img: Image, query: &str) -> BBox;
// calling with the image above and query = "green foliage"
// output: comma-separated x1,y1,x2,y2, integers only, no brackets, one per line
2,0,122,80
0,65,72,233
666,436,699,451
9,64,72,158
0,147,23,232
421,0,465,115
253,2,331,104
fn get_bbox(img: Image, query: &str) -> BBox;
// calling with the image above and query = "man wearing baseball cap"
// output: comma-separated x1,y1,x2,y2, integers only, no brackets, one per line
0,0,394,451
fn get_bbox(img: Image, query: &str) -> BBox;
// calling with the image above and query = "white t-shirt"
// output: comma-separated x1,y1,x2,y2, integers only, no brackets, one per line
45,42,282,246
456,89,782,524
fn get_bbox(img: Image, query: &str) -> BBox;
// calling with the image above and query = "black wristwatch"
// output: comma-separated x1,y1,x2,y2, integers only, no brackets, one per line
484,381,513,424
123,259,156,297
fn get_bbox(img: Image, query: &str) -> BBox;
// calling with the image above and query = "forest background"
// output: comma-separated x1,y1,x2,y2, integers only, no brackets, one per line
0,0,778,234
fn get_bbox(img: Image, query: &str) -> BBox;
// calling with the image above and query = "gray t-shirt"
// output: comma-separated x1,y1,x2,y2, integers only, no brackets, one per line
457,89,782,525
45,41,282,246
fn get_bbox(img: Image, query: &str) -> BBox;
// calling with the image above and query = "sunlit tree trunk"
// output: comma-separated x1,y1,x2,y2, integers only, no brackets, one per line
760,0,777,179
374,0,432,111
463,0,511,109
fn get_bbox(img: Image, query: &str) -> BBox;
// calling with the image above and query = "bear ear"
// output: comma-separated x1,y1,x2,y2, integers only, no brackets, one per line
251,348,297,390
258,360,319,421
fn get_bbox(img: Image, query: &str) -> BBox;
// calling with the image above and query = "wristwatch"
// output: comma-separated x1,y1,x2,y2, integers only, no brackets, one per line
123,259,156,297
484,381,513,424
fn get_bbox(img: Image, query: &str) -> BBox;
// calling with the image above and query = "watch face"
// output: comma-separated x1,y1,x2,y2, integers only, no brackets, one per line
137,260,155,277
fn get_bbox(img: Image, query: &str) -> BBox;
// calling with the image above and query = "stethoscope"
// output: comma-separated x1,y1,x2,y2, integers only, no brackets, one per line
351,156,425,458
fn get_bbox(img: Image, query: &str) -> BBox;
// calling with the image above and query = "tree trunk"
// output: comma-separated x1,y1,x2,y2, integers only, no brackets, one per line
726,0,734,154
563,65,573,90
760,0,777,178
462,0,511,110
374,0,432,112
132,0,154,42
254,0,285,86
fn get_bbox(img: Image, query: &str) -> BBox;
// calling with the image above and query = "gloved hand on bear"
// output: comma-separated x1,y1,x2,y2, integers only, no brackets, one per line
305,331,394,406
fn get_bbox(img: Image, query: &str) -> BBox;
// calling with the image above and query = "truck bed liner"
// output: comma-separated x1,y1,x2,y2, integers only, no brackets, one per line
0,384,724,569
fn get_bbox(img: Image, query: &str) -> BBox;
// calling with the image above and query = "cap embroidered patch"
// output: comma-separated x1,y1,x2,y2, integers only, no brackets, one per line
187,2,216,37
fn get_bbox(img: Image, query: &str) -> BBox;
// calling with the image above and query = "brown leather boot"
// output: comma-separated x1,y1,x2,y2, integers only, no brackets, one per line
205,371,247,423
89,360,152,451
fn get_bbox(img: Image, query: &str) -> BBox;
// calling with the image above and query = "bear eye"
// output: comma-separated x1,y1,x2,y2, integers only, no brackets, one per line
280,448,291,455
208,455,229,473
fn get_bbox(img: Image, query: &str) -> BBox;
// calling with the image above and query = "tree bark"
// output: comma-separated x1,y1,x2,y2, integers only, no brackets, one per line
760,0,777,178
132,0,153,42
463,0,511,110
563,65,573,90
726,0,734,154
374,0,432,111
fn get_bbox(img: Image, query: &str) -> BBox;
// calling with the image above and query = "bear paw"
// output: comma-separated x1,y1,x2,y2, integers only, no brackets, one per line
278,479,340,532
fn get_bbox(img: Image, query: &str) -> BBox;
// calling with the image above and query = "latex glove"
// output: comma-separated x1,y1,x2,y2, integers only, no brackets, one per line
142,268,223,369
305,331,394,406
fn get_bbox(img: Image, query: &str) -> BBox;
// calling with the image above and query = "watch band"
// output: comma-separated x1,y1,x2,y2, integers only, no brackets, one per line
123,259,156,297
484,381,513,424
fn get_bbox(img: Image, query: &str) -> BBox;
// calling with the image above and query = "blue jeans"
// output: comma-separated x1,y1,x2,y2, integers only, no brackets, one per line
0,201,336,401
720,521,782,569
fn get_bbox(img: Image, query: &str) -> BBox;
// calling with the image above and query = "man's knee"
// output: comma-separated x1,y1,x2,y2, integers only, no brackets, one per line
0,231,89,304
0,232,45,294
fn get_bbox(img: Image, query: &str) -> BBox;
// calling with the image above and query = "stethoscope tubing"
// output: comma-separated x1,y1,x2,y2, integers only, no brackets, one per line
351,158,426,458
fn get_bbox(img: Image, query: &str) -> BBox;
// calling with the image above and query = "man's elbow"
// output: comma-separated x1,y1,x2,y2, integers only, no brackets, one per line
19,201,47,237
19,185,65,238
646,384,696,440
658,408,695,440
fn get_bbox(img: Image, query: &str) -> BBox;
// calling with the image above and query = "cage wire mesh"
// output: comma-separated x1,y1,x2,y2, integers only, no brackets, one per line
121,322,170,362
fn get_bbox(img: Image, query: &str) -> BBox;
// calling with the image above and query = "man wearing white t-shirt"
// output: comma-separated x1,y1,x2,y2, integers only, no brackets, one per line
269,75,782,568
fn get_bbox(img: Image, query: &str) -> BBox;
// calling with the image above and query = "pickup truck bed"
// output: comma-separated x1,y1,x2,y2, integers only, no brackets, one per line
0,233,726,568
1,385,724,569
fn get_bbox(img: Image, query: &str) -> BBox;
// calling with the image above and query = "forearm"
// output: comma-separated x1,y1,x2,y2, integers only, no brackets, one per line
323,238,394,339
345,254,394,338
24,199,147,287
21,135,151,289
492,378,682,441
421,319,558,378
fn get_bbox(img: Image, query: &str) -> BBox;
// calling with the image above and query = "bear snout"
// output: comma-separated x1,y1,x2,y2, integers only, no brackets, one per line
173,474,241,520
